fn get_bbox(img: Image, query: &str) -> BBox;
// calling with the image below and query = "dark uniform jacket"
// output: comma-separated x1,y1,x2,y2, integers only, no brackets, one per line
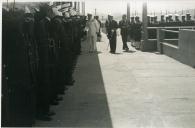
119,20,130,35
134,21,142,41
105,20,118,39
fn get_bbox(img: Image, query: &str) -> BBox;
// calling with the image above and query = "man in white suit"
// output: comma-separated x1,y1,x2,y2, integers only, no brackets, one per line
85,13,99,53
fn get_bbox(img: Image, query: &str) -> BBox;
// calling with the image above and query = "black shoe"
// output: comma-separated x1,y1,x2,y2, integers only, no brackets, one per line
125,48,129,51
64,87,68,90
66,80,75,86
36,115,52,121
59,91,65,95
56,96,63,101
47,111,56,116
50,100,59,105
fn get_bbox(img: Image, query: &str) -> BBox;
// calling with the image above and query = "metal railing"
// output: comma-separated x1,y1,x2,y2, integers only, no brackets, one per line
147,26,195,30
156,27,189,53
161,29,179,33
147,26,195,40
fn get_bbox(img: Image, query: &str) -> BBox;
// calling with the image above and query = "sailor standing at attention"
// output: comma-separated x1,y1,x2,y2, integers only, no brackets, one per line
119,14,130,51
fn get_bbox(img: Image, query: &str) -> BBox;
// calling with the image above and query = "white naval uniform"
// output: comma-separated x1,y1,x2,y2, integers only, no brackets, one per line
85,19,99,52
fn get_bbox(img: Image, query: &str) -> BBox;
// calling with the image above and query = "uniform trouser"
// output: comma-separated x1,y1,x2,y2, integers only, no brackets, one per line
109,32,117,53
76,37,81,54
72,36,81,55
135,34,141,48
8,86,36,126
37,67,51,115
55,46,66,93
48,44,58,101
87,35,97,52
36,42,51,115
60,38,74,85
121,33,129,49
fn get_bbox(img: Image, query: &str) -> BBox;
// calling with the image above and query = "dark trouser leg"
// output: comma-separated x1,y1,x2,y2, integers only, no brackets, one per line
36,83,50,115
109,39,112,52
122,34,128,50
110,35,117,53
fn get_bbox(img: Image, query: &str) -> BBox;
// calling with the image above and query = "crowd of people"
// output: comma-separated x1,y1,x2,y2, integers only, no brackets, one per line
2,3,86,126
2,1,195,127
85,12,195,54
148,13,195,27
2,7,143,125
147,13,195,39
85,14,142,54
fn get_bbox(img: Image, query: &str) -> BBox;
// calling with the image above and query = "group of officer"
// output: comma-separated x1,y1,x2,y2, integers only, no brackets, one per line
106,13,195,52
105,14,142,53
147,13,195,39
148,13,195,27
2,3,86,127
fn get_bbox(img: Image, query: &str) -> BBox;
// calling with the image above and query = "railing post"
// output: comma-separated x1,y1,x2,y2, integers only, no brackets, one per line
157,28,164,54
141,1,148,51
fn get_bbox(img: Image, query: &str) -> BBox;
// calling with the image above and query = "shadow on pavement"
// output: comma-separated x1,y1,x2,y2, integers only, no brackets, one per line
62,45,113,127
36,40,114,127
123,50,136,53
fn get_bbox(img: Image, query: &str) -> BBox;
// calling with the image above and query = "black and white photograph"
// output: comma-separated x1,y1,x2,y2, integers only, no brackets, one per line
1,0,195,127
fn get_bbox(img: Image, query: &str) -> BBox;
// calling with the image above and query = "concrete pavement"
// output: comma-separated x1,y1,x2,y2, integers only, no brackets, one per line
36,33,195,128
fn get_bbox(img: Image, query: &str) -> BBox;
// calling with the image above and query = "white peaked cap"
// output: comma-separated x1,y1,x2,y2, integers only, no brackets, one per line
107,11,112,16
64,12,70,18
25,6,31,14
69,8,77,16
48,1,54,6
52,7,63,16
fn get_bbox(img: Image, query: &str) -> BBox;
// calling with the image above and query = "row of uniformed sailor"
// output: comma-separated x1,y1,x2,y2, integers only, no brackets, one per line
148,13,195,26
2,3,86,126
128,16,142,49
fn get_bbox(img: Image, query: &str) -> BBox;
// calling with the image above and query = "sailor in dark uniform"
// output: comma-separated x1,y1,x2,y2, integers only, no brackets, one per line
147,15,151,25
182,15,186,22
134,16,142,49
168,14,174,26
35,4,57,121
160,15,165,26
186,13,194,26
154,16,158,24
165,15,169,23
186,13,192,21
174,14,181,26
119,14,130,51
161,15,165,23
105,15,118,54
175,14,180,22
181,15,186,26
130,16,135,47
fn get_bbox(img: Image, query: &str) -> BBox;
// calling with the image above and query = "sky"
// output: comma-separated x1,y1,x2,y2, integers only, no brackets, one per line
85,0,195,16
2,0,195,17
